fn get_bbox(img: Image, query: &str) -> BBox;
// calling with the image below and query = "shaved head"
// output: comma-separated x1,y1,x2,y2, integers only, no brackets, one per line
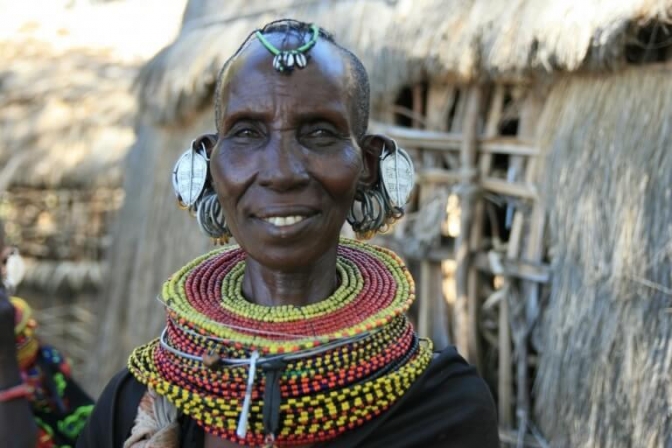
214,20,370,141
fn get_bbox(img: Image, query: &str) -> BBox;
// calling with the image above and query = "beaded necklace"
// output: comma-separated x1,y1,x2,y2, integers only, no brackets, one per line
128,238,433,447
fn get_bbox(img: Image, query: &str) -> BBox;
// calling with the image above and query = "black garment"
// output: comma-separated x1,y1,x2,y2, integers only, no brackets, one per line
78,346,499,448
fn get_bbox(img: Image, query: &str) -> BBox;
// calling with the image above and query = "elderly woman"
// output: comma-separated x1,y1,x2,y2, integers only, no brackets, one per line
0,222,94,448
78,20,498,448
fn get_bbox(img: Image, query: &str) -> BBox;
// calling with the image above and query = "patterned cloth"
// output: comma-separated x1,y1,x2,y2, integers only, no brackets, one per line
12,297,94,447
28,345,94,448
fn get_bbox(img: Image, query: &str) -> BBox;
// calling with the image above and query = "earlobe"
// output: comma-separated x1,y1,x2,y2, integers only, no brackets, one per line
349,134,413,240
193,133,219,158
359,134,385,187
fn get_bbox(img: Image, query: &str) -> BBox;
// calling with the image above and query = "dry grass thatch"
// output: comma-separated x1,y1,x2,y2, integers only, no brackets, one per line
136,0,672,126
0,0,186,189
534,65,672,448
91,117,215,392
0,39,137,189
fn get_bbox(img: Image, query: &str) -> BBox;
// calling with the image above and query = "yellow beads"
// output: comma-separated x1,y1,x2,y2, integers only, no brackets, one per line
127,238,431,445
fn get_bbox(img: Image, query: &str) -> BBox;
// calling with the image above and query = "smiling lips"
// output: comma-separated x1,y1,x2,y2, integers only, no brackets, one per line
262,215,308,227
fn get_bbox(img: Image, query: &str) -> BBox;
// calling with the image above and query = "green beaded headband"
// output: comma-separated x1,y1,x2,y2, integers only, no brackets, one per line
255,24,320,72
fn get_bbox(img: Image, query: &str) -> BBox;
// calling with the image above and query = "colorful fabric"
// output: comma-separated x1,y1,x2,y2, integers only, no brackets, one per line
12,297,94,447
127,239,433,446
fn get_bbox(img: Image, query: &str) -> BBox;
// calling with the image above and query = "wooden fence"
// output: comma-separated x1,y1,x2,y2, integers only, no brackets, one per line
373,82,551,447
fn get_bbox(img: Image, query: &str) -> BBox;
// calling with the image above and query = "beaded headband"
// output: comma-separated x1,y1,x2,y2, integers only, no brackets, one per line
255,24,320,72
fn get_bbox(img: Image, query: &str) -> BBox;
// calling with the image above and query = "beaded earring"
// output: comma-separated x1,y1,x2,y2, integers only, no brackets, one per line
172,140,232,245
347,139,414,239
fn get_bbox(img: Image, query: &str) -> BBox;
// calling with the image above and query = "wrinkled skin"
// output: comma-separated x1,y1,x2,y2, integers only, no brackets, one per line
0,229,38,448
201,34,380,448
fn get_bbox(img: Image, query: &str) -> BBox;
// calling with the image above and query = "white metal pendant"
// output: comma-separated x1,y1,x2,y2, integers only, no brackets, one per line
5,249,25,290
380,143,415,208
172,148,208,208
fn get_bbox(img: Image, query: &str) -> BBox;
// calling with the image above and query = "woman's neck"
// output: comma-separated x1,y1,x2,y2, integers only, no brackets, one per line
241,247,339,307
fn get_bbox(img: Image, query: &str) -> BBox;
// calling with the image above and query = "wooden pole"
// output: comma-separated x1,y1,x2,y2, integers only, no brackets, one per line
501,210,524,429
453,85,482,361
467,85,504,374
412,84,425,129
514,90,546,434
417,82,454,348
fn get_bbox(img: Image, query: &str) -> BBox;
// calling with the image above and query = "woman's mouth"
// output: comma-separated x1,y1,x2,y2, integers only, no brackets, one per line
262,215,308,227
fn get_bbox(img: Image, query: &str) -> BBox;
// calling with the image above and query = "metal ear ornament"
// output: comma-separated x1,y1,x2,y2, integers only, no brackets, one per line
172,141,209,210
379,140,415,208
3,248,25,292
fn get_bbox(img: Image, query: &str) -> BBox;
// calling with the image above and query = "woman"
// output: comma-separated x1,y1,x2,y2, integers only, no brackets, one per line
78,20,499,448
0,223,94,447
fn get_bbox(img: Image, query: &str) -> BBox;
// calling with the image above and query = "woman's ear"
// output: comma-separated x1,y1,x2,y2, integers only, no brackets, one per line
193,133,218,158
359,134,390,188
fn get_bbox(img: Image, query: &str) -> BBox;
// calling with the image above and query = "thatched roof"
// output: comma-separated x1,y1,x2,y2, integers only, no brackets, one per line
0,38,137,189
534,64,672,447
0,0,186,190
137,0,672,126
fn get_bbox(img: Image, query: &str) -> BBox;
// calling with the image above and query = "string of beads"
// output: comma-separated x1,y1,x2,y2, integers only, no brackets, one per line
128,238,433,446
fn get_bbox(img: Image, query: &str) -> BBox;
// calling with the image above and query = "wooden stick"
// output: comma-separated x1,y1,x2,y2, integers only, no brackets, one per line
454,85,482,362
420,82,454,347
425,83,457,169
412,84,425,129
466,85,504,373
514,90,546,429
369,121,537,155
480,178,538,200
500,211,524,428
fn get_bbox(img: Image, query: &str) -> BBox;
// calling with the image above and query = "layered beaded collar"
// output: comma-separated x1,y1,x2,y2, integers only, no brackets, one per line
128,238,432,447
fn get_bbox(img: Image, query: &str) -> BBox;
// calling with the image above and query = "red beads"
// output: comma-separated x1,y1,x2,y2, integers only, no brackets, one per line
127,238,432,447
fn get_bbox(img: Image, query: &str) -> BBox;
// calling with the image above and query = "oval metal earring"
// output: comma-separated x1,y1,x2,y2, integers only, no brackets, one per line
379,140,415,208
4,248,25,292
172,141,209,210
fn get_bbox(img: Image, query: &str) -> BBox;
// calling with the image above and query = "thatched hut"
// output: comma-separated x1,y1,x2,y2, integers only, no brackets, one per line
0,36,136,370
0,0,185,387
97,0,672,445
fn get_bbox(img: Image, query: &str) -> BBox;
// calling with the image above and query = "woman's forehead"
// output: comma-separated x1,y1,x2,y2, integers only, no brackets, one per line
219,38,354,116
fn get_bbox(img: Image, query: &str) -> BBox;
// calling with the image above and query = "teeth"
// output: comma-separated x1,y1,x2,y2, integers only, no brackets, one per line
264,215,306,227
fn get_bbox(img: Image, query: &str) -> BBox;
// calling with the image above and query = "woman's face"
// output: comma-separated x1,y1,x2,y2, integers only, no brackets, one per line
211,36,365,271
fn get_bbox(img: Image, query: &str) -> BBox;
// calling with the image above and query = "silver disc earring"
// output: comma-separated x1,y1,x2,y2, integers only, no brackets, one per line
379,140,415,208
3,248,25,292
172,141,209,210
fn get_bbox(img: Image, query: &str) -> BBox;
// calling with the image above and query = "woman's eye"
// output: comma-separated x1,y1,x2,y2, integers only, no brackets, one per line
307,129,333,138
233,128,260,138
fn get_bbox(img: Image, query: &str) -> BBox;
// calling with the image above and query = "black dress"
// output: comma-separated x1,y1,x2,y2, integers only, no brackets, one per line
77,346,499,448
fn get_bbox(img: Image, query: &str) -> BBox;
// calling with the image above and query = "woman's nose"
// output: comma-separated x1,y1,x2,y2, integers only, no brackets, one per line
257,136,310,190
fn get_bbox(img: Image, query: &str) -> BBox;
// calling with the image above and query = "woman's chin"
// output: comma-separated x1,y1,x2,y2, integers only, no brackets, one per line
237,218,340,271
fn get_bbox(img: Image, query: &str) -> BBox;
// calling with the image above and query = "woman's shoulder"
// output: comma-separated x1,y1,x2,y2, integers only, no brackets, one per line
333,345,500,448
76,368,147,448
423,345,498,416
